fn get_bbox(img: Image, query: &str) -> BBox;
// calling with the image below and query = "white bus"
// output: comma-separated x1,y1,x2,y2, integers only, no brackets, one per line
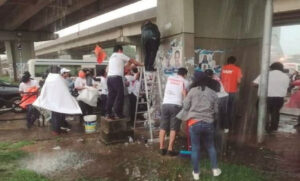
27,59,108,79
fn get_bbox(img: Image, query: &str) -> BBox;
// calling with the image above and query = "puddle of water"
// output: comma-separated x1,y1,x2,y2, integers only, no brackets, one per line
22,150,94,176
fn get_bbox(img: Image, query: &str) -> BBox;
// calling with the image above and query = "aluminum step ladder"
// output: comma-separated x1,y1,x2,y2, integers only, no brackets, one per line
133,67,163,142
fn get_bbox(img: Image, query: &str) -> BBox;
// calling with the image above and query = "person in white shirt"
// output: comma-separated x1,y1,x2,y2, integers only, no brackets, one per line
160,67,188,156
98,69,108,116
204,69,230,133
19,71,39,129
106,45,143,119
125,67,140,126
74,70,95,122
253,62,290,132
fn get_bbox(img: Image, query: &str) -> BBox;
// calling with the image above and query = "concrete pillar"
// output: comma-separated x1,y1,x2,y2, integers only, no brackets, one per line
194,0,266,142
5,41,35,80
157,0,195,78
156,0,267,142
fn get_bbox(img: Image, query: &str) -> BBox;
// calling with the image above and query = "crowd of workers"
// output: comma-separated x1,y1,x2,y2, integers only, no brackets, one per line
17,42,300,180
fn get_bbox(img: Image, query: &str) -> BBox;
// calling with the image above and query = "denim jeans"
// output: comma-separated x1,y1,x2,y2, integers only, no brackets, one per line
189,121,218,173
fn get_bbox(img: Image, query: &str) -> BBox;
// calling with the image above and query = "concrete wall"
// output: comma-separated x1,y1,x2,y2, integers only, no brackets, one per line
193,0,266,141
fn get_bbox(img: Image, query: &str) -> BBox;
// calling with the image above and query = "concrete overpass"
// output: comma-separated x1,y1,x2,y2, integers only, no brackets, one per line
35,0,300,58
0,0,138,78
35,8,156,59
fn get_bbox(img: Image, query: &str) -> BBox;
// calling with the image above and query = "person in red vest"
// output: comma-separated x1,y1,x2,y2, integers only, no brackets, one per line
220,56,242,132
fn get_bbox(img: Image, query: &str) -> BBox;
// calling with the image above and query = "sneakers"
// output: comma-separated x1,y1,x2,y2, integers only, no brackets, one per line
212,168,222,176
192,171,199,180
167,150,179,156
159,149,167,156
224,129,229,133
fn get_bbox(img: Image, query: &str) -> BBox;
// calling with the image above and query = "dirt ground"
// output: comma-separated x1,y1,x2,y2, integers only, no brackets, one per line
0,111,299,181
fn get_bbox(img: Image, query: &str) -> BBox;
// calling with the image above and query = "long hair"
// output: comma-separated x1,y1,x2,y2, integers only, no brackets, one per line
190,72,208,91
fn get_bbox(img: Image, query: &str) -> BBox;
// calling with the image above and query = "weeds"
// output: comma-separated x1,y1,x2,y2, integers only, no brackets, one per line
0,141,48,181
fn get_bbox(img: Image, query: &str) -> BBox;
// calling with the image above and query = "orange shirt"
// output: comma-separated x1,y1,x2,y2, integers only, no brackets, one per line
221,64,242,93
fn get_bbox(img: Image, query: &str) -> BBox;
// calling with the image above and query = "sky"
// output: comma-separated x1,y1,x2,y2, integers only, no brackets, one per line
56,0,157,37
280,25,300,56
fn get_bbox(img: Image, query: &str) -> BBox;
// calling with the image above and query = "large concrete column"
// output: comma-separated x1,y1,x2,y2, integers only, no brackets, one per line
157,0,195,79
194,0,266,142
5,41,35,80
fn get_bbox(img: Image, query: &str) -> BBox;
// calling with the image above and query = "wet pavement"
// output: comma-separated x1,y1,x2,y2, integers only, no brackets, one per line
0,109,299,180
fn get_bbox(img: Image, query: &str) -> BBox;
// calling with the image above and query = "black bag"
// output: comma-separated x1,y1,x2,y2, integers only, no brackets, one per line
71,89,79,97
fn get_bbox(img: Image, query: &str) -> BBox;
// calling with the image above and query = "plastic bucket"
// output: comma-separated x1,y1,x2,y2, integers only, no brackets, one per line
84,115,97,133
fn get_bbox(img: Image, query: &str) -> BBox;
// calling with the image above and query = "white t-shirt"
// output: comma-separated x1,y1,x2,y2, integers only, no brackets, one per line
163,75,188,106
19,79,39,92
213,76,228,98
125,74,135,94
107,52,130,77
100,76,108,95
74,77,87,89
253,70,290,97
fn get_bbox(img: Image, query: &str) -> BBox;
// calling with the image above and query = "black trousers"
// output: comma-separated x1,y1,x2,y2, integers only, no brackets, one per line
100,94,107,116
218,96,229,129
266,97,284,131
128,93,137,126
26,105,39,128
144,39,159,70
226,93,236,130
106,76,124,117
51,112,65,133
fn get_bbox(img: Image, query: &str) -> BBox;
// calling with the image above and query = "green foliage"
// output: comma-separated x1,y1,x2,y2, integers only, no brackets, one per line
4,170,48,181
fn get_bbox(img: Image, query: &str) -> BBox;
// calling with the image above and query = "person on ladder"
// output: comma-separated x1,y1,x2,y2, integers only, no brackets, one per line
159,67,189,156
141,20,160,71
106,45,143,120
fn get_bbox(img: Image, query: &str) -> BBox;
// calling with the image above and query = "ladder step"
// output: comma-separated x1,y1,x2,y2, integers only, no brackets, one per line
136,111,147,114
138,102,147,105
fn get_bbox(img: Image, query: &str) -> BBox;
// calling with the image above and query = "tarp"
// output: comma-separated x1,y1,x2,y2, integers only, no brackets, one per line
33,73,82,114
77,87,98,107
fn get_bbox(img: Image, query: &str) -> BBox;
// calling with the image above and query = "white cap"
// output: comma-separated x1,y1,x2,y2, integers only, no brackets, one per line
60,68,71,74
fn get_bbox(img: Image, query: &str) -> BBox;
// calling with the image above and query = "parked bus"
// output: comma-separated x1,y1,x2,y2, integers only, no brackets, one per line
27,59,108,79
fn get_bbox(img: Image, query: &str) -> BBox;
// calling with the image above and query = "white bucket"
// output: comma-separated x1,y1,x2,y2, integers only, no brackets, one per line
84,115,97,133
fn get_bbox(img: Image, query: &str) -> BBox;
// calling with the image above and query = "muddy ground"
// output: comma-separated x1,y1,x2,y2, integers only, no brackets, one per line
0,110,299,181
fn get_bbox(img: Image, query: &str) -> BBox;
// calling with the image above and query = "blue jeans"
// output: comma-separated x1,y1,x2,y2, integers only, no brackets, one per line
189,121,218,173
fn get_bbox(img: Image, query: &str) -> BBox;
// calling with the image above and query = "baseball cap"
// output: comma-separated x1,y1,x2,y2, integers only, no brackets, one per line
60,68,71,74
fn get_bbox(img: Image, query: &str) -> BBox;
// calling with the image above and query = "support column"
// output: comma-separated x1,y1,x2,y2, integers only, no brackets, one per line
5,41,35,81
157,0,195,76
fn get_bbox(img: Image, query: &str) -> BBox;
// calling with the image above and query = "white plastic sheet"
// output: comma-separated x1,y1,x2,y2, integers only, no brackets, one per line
77,87,99,107
33,73,82,114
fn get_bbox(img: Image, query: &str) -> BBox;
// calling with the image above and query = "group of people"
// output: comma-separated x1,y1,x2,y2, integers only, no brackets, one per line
18,40,298,180
158,56,242,180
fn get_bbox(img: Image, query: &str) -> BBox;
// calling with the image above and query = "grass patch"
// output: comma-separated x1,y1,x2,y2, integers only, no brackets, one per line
120,155,266,181
4,170,48,181
0,141,48,181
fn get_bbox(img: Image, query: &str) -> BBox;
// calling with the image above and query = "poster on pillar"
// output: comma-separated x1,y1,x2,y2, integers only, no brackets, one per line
161,46,183,75
195,49,225,76
16,63,27,78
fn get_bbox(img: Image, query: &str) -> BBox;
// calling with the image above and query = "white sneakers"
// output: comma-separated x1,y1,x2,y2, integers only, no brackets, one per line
192,171,199,180
212,168,222,176
192,168,221,180
224,129,229,133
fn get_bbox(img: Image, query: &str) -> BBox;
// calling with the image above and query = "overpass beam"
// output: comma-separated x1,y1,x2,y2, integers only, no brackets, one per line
0,31,58,41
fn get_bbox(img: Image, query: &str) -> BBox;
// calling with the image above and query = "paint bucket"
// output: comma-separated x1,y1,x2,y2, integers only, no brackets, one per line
84,115,97,133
